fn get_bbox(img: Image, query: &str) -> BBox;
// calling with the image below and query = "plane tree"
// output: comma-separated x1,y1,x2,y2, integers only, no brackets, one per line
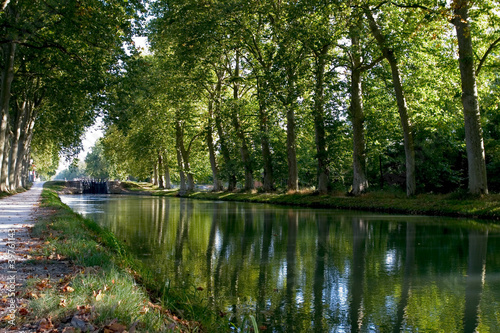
0,0,144,190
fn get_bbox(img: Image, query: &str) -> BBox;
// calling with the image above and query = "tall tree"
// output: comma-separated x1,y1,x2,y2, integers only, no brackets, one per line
452,0,488,195
363,5,417,196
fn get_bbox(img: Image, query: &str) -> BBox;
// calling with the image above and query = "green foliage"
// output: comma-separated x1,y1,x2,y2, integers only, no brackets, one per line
85,140,112,180
65,0,500,195
54,159,87,181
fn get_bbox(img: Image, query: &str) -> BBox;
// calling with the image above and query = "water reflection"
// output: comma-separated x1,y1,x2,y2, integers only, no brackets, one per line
61,195,500,332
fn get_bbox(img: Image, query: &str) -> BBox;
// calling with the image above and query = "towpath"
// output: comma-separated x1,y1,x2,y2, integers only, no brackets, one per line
0,182,47,332
0,182,44,249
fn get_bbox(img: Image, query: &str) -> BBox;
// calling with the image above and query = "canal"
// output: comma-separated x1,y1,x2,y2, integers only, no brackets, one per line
60,194,500,332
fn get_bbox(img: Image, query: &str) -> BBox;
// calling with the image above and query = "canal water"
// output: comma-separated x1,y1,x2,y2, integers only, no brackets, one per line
60,194,500,332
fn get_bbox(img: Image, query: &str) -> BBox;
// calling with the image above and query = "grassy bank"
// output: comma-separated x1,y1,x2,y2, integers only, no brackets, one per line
147,185,500,221
18,183,226,332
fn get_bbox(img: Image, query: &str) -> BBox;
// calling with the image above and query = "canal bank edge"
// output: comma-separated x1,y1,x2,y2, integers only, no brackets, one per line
150,186,500,222
3,183,216,332
51,180,500,221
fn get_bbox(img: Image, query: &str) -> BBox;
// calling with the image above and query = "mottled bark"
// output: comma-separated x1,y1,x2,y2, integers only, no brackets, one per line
453,0,488,195
231,109,253,191
285,67,299,192
163,150,171,189
286,103,298,192
257,95,274,192
0,132,11,190
206,99,223,191
350,27,369,195
214,82,237,190
175,121,186,192
232,52,254,191
7,99,25,190
152,158,158,186
157,152,164,189
14,107,35,188
313,45,330,194
0,40,16,192
365,8,416,196
180,136,195,191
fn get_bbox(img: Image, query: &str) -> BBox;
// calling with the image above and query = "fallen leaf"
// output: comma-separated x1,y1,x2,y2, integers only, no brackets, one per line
24,291,39,299
18,307,29,316
35,280,52,290
38,317,54,330
104,322,127,333
59,298,67,307
77,305,92,314
61,285,74,293
95,290,104,302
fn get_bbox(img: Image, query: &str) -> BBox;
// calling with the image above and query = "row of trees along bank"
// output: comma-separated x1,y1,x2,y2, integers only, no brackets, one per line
0,0,144,191
98,0,500,196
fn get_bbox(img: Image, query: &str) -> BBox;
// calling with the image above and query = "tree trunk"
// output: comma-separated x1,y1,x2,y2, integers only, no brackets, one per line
286,103,298,192
21,146,30,187
14,105,35,188
163,150,171,189
231,108,253,191
214,100,237,191
1,131,12,190
152,158,158,186
7,99,25,191
350,28,369,196
285,66,299,192
0,40,16,192
206,98,223,191
175,121,186,192
313,45,330,194
232,51,254,191
179,132,194,191
365,8,416,196
157,151,164,189
453,0,488,195
257,92,274,192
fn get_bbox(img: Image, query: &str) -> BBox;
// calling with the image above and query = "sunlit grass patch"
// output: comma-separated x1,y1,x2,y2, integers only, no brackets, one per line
24,267,169,332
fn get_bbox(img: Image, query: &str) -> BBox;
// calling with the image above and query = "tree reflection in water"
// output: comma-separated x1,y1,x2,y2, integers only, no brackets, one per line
61,195,500,332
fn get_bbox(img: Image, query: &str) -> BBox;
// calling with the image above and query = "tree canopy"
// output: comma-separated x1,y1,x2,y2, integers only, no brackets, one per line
4,0,500,196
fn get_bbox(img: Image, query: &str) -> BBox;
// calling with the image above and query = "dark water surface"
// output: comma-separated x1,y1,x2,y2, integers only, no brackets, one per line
60,194,500,332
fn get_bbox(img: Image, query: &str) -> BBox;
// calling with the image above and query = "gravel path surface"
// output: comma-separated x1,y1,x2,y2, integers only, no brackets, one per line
0,183,45,332
0,182,44,249
0,182,74,332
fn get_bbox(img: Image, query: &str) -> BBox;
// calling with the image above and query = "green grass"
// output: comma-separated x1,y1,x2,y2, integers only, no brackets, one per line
20,183,228,332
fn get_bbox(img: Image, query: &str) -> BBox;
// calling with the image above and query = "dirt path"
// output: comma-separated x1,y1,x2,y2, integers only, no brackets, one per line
0,182,75,332
0,182,44,246
0,183,45,331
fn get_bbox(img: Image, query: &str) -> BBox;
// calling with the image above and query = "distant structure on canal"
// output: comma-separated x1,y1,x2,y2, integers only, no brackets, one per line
81,180,108,194
65,180,113,194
